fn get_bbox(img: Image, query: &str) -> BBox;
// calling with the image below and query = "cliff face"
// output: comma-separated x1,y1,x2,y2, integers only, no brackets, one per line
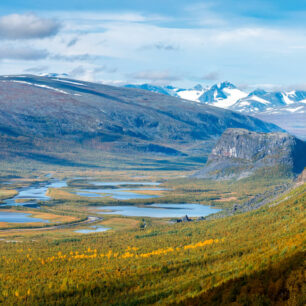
297,169,306,184
194,128,306,179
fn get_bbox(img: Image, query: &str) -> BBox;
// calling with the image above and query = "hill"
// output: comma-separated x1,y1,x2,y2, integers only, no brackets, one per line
0,75,281,167
0,179,304,305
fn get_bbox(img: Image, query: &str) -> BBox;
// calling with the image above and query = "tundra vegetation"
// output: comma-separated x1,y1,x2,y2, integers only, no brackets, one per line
0,166,304,305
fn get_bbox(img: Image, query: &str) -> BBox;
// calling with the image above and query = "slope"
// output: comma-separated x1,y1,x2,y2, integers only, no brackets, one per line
0,75,281,167
0,181,304,305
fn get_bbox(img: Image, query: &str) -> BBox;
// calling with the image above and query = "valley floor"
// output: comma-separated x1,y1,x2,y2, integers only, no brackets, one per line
0,169,304,305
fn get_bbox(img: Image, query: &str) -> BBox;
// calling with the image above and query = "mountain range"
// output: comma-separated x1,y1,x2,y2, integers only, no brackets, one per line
0,75,282,167
125,82,306,139
125,81,306,113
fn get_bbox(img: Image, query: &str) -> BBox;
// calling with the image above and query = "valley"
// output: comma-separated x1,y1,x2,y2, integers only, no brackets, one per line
0,76,304,305
1,1,305,304
0,166,304,305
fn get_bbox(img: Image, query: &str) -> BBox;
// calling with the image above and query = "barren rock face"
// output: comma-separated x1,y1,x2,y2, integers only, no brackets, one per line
194,128,306,180
297,169,306,184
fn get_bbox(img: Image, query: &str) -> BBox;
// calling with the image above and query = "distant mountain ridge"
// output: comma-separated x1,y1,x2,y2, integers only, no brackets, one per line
124,82,306,139
124,81,306,114
0,75,282,166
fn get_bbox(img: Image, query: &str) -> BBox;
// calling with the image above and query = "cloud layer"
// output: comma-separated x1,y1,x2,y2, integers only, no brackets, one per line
0,4,305,87
0,13,61,39
129,70,181,83
0,45,48,60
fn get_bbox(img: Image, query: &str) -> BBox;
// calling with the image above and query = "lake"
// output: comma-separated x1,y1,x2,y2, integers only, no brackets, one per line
2,179,162,206
90,181,160,186
75,225,110,234
75,188,161,200
2,179,67,207
96,203,220,218
74,181,163,200
0,211,49,223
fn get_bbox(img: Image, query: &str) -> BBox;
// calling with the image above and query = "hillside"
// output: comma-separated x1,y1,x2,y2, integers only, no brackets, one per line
0,179,304,305
194,128,306,179
0,75,281,167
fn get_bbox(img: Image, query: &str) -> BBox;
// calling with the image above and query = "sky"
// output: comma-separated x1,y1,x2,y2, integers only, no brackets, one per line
0,0,306,89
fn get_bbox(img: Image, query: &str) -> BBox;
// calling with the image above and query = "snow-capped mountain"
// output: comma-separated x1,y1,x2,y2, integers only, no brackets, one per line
124,82,306,115
198,82,248,108
231,89,306,114
125,83,207,101
124,81,306,139
40,72,69,78
125,84,179,96
175,84,207,101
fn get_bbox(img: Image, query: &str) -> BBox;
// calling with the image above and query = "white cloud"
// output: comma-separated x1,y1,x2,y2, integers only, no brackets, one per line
201,72,220,81
24,65,49,73
68,65,117,82
183,2,227,27
50,11,169,23
0,13,61,39
129,70,181,83
1,10,306,87
0,45,48,60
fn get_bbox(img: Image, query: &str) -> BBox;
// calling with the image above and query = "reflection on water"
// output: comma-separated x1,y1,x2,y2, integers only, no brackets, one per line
1,179,162,207
97,203,220,218
0,211,49,223
75,225,110,234
75,188,160,200
2,180,67,207
91,181,160,186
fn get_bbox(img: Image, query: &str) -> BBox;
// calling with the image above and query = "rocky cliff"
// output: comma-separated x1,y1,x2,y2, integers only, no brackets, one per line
194,128,306,179
296,169,306,184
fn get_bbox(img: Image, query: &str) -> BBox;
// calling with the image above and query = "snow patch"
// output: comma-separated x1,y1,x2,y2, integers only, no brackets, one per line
286,106,304,113
238,101,250,106
52,79,87,86
8,80,70,95
212,88,248,108
248,95,270,105
177,90,203,102
282,93,294,105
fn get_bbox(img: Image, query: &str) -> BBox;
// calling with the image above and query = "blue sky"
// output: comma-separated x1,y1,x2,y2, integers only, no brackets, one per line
0,0,306,89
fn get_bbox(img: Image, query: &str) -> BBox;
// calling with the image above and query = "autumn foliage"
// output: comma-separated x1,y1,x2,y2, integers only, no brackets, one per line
0,184,305,305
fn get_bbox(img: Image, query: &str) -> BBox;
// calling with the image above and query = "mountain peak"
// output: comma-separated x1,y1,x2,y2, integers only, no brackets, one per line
249,89,268,96
193,84,204,91
215,81,236,90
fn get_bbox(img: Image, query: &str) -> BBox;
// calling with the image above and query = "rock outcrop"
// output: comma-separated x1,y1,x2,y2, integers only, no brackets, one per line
296,169,306,185
194,128,306,179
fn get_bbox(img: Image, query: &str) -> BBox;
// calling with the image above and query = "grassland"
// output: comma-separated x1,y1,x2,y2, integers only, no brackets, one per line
0,189,18,201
